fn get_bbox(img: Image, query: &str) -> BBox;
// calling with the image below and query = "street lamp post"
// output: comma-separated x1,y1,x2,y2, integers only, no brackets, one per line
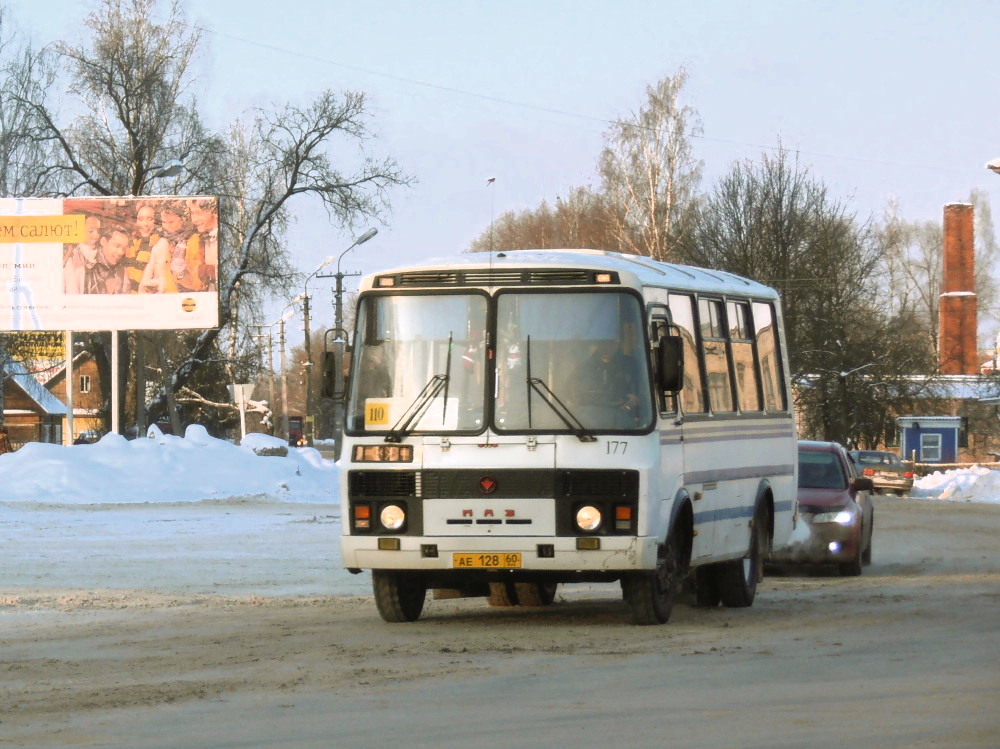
316,228,378,457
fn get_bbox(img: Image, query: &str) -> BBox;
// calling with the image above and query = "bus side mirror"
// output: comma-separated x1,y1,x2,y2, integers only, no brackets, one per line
657,335,683,393
321,351,339,399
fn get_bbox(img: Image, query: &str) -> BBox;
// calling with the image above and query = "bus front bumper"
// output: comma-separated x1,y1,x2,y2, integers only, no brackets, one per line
342,535,660,573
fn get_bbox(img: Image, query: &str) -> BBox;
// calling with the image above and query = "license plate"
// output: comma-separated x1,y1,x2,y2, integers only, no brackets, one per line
452,552,522,569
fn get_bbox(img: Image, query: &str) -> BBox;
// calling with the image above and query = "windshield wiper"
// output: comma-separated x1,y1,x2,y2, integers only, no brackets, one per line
525,335,596,443
384,333,453,443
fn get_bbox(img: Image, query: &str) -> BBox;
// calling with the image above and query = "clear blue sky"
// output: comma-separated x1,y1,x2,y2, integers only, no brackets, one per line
8,0,1000,341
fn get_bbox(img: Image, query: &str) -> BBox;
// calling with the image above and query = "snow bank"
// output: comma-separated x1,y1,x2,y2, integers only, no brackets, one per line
0,425,339,505
910,466,1000,504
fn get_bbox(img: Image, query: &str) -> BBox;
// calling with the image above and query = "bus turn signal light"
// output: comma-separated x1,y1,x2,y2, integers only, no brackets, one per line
354,504,371,530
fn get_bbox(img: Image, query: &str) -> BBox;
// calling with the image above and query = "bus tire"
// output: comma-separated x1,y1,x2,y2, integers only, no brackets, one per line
718,505,766,608
372,570,426,622
515,582,557,606
487,582,519,606
623,530,681,625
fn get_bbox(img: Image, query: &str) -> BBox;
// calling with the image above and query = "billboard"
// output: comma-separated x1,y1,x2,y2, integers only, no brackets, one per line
0,196,219,331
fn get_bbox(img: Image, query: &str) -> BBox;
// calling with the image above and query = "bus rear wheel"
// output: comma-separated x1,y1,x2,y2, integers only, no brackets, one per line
372,570,427,622
487,582,519,606
717,505,766,608
515,581,558,606
623,531,680,625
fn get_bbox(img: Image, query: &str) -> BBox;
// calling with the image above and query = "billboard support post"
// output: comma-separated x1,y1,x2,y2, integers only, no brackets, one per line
136,333,146,436
64,331,74,445
157,334,182,435
111,330,120,436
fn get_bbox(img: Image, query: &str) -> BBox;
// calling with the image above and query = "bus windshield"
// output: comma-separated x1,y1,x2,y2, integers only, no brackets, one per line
347,293,489,434
346,289,654,435
495,291,653,433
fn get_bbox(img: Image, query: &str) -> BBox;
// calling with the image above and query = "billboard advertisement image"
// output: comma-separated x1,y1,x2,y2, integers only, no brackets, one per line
1,196,220,331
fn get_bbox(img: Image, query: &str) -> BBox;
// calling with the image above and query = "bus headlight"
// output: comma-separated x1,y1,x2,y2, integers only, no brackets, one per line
576,505,603,532
380,504,406,531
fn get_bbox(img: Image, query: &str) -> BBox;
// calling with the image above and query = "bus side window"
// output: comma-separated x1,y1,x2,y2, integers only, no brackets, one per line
667,293,707,414
727,300,762,412
752,302,787,412
650,317,678,415
698,298,735,413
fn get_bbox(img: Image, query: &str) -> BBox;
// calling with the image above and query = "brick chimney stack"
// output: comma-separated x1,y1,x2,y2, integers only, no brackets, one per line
938,203,978,375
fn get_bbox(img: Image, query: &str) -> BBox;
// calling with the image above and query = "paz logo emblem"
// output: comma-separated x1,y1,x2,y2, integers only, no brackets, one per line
479,476,497,495
181,297,197,312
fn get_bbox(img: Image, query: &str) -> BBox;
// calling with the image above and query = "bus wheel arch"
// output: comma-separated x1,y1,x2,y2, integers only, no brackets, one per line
716,492,771,608
622,495,693,625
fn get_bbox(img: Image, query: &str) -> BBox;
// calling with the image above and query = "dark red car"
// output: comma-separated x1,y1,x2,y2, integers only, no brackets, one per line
773,440,875,575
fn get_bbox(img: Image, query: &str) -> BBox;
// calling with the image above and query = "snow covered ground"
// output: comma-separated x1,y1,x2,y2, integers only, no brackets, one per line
0,426,369,597
1,427,997,598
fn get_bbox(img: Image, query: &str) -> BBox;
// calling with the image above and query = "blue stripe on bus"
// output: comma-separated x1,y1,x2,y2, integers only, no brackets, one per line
693,506,754,524
684,464,795,484
692,500,795,526
682,429,794,444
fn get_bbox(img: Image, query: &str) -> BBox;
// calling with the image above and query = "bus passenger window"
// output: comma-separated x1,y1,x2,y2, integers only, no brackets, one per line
698,298,734,413
752,302,787,412
727,301,761,412
668,294,706,414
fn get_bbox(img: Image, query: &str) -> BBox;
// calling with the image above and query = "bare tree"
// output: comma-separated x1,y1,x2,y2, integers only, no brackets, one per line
467,186,616,252
0,7,61,418
877,206,942,353
598,68,702,261
1,0,409,435
679,146,933,445
144,91,410,424
968,188,999,351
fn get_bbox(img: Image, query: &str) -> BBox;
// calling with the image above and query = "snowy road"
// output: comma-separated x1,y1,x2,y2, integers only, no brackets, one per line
1,499,369,598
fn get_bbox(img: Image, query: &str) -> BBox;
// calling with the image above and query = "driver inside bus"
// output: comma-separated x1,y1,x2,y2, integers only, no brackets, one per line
572,339,641,420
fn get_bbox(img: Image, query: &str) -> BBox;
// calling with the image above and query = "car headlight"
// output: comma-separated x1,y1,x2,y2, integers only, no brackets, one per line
380,504,406,531
812,509,855,525
576,505,603,532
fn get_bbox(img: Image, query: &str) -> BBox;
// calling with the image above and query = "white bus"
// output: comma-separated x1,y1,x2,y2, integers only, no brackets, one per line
333,249,797,624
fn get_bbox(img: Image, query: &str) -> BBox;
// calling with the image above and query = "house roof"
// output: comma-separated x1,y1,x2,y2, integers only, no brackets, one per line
920,375,1000,401
2,358,68,416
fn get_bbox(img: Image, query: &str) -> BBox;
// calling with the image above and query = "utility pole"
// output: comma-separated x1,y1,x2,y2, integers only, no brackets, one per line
315,228,378,458
249,325,275,433
273,299,303,443
278,314,290,443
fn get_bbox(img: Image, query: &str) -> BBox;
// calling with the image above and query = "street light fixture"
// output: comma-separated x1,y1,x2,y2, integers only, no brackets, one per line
986,158,1000,175
315,228,379,456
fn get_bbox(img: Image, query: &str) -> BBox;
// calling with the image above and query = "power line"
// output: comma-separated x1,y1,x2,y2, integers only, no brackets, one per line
197,23,972,177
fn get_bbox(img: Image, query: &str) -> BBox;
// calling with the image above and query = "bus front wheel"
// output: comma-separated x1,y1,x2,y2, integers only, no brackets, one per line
623,530,681,625
372,570,427,622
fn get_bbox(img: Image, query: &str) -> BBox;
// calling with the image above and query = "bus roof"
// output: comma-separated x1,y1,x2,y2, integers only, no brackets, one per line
360,249,779,299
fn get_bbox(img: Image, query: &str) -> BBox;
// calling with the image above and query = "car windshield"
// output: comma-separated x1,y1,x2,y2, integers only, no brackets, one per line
856,451,902,467
799,451,848,490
